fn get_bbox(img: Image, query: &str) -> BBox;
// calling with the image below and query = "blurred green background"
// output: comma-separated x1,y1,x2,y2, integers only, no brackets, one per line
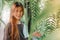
0,0,60,40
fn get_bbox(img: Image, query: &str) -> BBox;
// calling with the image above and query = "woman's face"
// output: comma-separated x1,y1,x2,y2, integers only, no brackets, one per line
13,7,23,20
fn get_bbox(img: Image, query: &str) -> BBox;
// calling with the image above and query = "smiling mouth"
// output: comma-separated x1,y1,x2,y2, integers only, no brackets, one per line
18,16,21,17
17,16,20,17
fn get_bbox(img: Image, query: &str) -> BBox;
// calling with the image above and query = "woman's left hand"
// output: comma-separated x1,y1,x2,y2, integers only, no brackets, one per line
32,32,41,37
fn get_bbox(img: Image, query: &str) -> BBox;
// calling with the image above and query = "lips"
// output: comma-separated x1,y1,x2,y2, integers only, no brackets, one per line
17,16,20,17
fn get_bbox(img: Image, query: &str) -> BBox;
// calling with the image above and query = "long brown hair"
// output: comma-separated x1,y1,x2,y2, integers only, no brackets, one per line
10,2,24,40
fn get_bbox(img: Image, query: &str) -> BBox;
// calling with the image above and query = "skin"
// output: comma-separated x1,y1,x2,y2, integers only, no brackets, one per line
33,32,41,37
13,7,23,20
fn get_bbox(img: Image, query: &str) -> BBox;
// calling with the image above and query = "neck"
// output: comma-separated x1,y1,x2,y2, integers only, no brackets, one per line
16,20,21,24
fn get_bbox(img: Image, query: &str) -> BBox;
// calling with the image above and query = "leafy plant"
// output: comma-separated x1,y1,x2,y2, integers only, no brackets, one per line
29,0,60,40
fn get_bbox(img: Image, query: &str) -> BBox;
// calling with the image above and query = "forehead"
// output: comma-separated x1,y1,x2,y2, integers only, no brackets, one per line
15,7,23,11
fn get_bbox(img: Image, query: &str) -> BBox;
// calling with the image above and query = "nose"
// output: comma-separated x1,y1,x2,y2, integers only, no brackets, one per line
17,11,22,17
18,12,20,14
18,12,20,15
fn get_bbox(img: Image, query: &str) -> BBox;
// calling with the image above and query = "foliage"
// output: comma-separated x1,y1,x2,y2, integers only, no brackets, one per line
29,0,60,40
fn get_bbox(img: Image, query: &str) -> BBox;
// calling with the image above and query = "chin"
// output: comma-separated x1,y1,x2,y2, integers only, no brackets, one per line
16,17,20,20
17,18,20,20
16,16,21,20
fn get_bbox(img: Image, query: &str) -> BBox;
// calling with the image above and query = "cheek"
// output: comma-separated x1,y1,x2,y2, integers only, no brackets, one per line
20,12,23,17
13,12,17,17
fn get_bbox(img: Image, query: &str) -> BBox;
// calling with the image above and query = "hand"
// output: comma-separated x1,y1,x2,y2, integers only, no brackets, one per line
32,32,41,37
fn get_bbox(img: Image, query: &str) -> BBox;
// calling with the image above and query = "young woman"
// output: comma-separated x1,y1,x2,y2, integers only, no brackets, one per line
4,2,28,40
